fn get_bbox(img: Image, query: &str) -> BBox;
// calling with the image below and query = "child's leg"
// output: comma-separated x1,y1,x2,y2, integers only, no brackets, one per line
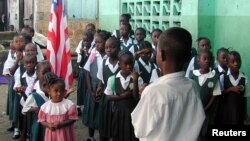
86,128,96,141
12,94,21,139
100,136,109,141
20,114,27,141
89,128,95,137
77,68,86,116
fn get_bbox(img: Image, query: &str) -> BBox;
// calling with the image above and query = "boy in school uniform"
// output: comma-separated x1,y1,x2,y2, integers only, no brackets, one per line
131,27,205,141
14,54,38,140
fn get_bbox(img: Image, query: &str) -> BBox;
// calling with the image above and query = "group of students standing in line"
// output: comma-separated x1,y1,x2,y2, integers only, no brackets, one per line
74,13,249,141
2,13,249,141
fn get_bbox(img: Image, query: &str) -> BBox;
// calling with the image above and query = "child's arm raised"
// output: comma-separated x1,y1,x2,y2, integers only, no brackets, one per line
9,51,23,75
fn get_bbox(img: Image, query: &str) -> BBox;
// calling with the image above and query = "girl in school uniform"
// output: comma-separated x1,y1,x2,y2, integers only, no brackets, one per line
218,51,250,125
96,37,121,141
214,47,229,75
75,32,94,116
22,61,52,141
38,77,78,141
83,30,111,141
188,50,221,140
136,41,157,84
150,29,162,63
134,27,146,45
112,13,133,39
185,37,214,77
104,51,143,141
213,48,229,125
120,23,138,55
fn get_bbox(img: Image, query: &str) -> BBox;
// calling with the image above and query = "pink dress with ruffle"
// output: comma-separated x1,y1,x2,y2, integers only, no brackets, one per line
38,99,78,141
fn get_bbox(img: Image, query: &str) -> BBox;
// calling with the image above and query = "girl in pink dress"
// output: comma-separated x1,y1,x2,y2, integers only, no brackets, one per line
38,77,78,141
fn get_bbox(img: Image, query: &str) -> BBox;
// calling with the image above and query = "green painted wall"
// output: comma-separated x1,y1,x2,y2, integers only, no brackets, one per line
99,0,120,32
199,0,250,118
181,0,199,47
99,0,250,120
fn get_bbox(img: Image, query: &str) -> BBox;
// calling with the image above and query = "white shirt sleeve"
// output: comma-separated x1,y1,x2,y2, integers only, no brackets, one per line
36,44,44,62
2,50,15,75
185,57,195,77
97,59,104,83
112,30,117,37
104,76,114,95
149,69,159,84
75,40,82,54
22,94,38,114
13,68,21,89
138,77,144,88
76,40,83,63
131,92,158,138
76,53,82,63
84,55,91,72
219,74,225,91
129,45,135,55
212,80,222,96
133,60,140,73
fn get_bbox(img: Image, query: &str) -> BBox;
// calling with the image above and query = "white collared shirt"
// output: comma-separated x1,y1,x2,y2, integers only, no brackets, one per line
192,70,221,96
215,64,227,89
151,43,156,50
120,37,137,54
217,64,226,73
32,40,44,62
185,57,195,77
131,71,205,141
75,40,96,64
14,70,37,106
149,68,161,84
97,58,119,83
138,57,157,73
221,69,250,97
104,71,143,95
84,50,107,72
22,81,49,114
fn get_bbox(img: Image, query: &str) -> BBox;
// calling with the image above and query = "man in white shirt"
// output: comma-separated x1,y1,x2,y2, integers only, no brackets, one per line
131,27,205,141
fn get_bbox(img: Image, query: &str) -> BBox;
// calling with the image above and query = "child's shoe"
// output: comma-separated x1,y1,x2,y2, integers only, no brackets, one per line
12,128,20,140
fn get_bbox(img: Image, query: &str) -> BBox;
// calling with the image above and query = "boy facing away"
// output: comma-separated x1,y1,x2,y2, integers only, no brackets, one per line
131,27,205,141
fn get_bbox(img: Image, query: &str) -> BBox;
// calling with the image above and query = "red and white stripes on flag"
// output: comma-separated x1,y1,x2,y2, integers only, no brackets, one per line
46,0,73,89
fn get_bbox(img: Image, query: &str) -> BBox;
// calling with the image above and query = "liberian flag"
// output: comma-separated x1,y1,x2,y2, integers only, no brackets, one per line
46,0,73,89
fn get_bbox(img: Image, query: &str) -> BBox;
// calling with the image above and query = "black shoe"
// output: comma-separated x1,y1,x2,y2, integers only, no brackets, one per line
77,108,82,116
7,126,14,132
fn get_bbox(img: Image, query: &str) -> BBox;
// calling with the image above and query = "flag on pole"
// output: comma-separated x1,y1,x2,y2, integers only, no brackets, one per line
46,0,73,89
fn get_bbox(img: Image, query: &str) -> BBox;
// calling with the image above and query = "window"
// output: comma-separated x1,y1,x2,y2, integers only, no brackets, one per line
66,0,98,20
